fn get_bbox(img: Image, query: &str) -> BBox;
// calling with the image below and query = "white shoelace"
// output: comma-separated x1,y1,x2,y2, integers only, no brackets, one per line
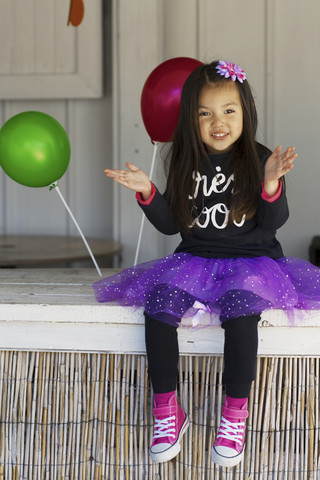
153,415,176,439
217,416,245,446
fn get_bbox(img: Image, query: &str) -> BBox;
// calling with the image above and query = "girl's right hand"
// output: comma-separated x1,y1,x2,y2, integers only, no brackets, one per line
104,162,152,201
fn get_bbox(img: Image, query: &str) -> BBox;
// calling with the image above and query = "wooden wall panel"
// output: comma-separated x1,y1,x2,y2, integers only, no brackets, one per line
198,0,267,139
0,95,112,238
66,98,113,239
113,0,163,266
0,105,5,235
0,0,102,98
163,0,198,59
269,0,320,259
0,0,11,74
0,3,112,249
35,1,55,74
11,0,36,74
1,0,318,267
54,0,76,74
155,0,200,258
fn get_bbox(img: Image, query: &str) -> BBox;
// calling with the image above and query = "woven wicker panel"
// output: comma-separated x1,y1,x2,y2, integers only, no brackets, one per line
0,352,318,479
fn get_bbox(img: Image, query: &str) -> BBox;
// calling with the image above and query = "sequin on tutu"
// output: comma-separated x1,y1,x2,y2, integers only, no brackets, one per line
93,254,320,327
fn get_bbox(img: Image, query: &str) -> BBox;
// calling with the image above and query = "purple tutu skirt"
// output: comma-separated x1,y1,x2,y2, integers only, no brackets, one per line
93,253,320,327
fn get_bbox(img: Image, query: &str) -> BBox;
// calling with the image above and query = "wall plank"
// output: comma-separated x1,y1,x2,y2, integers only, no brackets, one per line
163,0,198,59
54,0,76,74
35,0,55,74
266,0,320,259
67,98,113,239
113,0,163,266
198,0,266,138
0,104,5,234
0,0,12,74
11,0,36,74
158,0,199,257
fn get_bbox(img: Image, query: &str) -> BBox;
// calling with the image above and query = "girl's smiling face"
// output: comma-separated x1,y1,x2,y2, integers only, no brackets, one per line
198,82,243,154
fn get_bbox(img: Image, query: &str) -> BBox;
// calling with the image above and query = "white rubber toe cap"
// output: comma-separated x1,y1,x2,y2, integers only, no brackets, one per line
211,444,244,468
150,442,180,463
150,442,171,454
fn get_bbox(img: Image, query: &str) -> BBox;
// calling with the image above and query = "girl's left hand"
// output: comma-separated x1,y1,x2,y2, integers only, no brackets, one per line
264,145,297,183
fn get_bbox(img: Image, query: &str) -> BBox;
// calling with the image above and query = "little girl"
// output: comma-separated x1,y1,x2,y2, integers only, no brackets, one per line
94,60,320,468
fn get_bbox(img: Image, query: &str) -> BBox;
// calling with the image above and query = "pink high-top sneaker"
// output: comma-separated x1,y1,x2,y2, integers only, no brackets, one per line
149,392,189,463
211,397,248,467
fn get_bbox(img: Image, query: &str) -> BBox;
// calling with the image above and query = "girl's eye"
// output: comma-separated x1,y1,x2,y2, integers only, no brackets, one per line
225,109,235,114
199,111,210,117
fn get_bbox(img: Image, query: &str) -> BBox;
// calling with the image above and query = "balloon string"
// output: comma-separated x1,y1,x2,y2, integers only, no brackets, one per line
134,142,158,266
51,183,102,277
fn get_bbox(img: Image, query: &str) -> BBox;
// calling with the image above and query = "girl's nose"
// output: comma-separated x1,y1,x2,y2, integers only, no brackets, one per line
212,115,223,126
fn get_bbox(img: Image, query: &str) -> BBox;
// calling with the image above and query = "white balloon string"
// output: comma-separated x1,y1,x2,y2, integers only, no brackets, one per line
52,184,102,277
134,142,159,266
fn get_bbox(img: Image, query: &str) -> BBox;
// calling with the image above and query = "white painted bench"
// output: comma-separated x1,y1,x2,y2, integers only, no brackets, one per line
1,268,320,355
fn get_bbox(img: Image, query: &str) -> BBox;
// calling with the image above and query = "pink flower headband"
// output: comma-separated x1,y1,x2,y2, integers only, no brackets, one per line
216,60,246,83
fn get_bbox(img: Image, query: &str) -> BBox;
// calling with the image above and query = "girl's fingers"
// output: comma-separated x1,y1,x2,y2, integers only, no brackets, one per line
273,146,295,160
281,147,295,160
104,165,151,194
280,154,297,177
112,177,130,187
104,168,133,181
273,145,282,157
104,168,125,176
265,146,297,182
282,153,297,169
277,147,297,172
125,162,140,172
104,163,145,178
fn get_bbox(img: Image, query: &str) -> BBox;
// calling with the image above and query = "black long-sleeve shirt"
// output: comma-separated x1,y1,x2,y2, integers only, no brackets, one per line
137,145,288,259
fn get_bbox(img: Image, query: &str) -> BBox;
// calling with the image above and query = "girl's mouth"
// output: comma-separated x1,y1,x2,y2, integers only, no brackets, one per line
211,132,228,140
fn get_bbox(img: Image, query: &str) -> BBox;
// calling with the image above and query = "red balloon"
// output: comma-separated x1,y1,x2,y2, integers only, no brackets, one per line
141,57,203,143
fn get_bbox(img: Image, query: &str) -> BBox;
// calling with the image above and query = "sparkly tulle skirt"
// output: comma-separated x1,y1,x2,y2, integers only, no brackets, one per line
93,253,320,327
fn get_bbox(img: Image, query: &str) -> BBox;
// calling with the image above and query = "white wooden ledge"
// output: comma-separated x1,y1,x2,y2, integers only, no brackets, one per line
0,269,320,356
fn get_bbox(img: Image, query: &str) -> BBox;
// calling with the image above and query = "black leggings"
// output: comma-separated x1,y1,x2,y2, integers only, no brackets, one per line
145,313,260,398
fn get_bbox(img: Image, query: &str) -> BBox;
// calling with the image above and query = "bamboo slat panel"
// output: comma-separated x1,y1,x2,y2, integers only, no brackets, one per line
0,352,318,479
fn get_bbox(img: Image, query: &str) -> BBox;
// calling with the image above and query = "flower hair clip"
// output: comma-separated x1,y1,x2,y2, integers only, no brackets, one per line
216,60,246,83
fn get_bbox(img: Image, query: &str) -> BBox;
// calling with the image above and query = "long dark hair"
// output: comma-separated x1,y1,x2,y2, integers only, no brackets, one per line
165,60,264,232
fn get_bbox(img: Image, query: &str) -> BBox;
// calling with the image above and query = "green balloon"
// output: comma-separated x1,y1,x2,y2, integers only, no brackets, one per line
0,111,70,187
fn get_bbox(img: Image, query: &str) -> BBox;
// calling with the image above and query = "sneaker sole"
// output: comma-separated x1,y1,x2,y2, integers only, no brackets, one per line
150,415,189,463
211,444,245,468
